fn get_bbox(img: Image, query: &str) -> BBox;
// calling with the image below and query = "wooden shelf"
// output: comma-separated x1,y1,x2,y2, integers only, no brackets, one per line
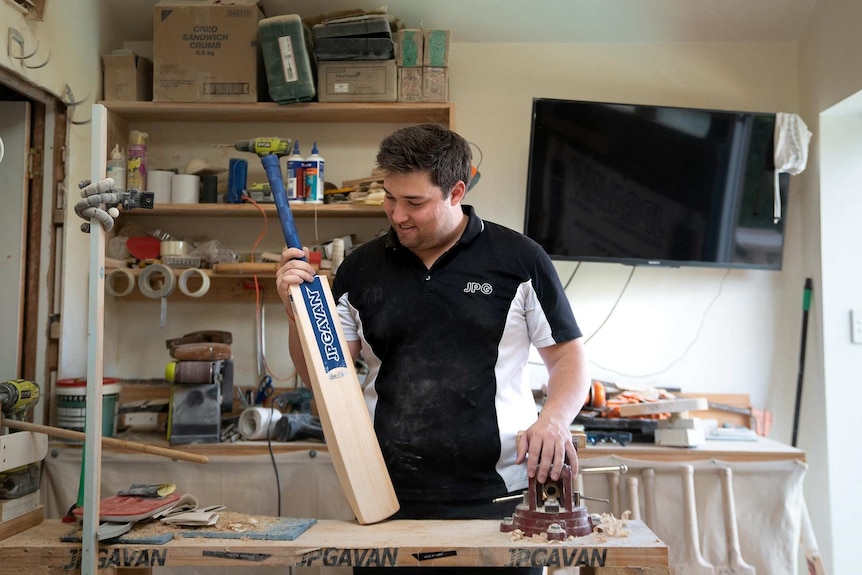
120,202,385,218
100,101,455,125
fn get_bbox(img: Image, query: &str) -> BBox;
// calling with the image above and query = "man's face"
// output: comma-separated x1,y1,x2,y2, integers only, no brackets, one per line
383,171,461,252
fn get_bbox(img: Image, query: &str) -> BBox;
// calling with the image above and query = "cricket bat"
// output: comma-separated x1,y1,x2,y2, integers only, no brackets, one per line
262,154,399,524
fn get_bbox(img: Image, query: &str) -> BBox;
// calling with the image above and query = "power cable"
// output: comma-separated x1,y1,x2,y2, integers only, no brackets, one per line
590,268,731,378
583,265,636,346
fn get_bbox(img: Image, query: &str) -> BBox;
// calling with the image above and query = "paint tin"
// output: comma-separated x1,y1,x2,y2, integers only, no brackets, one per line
56,378,122,440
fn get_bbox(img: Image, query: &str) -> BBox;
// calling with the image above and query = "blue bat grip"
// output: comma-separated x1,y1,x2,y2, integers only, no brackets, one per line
262,154,304,257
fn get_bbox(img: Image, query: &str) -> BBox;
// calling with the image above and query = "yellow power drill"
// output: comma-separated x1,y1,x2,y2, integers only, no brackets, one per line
233,137,292,157
0,379,40,421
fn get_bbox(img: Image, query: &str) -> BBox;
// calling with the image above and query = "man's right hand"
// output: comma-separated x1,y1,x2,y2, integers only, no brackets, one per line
275,246,315,310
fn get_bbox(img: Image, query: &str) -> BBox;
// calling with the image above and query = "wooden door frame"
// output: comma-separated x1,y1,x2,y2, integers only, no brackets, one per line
0,65,66,386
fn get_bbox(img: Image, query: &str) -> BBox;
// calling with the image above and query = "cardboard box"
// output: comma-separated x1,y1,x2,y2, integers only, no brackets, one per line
423,30,450,67
395,28,423,67
422,67,448,102
103,50,153,101
397,67,422,102
317,60,397,103
153,0,263,103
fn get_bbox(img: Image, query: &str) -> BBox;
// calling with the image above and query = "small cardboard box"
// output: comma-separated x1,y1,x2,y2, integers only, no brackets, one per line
103,51,153,101
422,67,448,102
423,30,450,67
397,67,422,102
317,60,397,103
395,29,423,67
153,0,263,103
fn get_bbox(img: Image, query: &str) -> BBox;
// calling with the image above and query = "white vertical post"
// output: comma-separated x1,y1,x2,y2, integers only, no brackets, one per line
81,103,107,575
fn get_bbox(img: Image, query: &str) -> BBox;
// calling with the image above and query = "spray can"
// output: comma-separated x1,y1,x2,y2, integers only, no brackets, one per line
127,130,148,191
286,140,304,202
303,141,324,204
106,144,126,192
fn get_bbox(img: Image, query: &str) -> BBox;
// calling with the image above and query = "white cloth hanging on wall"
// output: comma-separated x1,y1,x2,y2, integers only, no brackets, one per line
774,112,813,223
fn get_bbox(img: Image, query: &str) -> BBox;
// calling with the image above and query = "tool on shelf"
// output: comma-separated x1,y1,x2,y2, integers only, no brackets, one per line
1,379,44,505
0,379,40,419
217,137,293,158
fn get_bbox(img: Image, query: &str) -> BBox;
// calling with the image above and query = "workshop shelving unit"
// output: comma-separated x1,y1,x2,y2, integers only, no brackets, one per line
100,100,456,300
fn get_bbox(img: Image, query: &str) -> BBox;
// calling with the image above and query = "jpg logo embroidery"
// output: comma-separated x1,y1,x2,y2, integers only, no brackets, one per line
464,281,493,295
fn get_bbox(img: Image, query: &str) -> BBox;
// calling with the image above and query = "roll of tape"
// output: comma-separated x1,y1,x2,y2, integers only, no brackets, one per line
160,240,189,257
137,264,176,299
178,268,211,298
239,407,282,440
105,268,136,297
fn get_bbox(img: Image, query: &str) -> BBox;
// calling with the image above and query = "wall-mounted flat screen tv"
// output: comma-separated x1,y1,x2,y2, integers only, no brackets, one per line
524,98,789,270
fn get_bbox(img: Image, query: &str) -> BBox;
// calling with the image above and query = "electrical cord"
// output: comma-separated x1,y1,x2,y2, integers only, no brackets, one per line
583,265,636,346
267,402,283,517
590,267,731,378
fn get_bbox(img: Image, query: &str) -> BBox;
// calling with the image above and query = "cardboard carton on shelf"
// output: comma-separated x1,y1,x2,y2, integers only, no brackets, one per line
153,0,264,103
317,60,397,103
102,50,153,101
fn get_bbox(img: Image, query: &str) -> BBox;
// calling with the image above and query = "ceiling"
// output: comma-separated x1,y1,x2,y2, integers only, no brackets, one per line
113,0,817,44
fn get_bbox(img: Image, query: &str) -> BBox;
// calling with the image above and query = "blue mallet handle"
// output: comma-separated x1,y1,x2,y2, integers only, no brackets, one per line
262,154,304,258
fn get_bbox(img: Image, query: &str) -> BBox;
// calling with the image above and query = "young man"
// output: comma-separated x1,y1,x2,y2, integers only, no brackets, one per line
276,124,590,572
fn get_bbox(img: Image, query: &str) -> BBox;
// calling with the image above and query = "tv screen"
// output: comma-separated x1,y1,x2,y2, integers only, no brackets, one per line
524,98,788,270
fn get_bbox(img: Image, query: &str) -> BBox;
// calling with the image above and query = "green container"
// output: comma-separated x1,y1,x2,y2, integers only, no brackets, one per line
259,15,316,104
56,378,121,440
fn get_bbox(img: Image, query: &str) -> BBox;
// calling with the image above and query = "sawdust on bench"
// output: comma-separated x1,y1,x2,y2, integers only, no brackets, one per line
129,511,280,540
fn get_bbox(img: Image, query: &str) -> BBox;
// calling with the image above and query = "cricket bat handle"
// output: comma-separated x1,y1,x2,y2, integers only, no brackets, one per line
262,154,304,255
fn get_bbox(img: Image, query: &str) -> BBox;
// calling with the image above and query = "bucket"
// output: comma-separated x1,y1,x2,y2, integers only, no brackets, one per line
56,378,122,440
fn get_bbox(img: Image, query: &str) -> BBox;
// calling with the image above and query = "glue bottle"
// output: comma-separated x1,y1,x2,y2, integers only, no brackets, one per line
106,144,126,192
286,140,304,202
303,142,324,204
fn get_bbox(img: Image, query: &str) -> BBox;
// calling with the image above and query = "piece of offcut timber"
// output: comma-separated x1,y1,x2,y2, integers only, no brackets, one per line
262,153,398,524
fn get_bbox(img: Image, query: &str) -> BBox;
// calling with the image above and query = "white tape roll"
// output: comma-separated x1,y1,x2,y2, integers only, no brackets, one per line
105,268,136,297
137,264,176,299
239,407,282,440
178,268,211,298
160,240,190,257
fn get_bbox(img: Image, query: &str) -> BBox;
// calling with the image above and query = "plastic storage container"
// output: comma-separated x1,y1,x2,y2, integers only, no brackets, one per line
56,377,122,440
259,15,316,104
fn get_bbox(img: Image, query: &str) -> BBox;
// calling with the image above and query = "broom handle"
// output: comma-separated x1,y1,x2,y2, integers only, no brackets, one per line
1,416,208,464
791,277,813,447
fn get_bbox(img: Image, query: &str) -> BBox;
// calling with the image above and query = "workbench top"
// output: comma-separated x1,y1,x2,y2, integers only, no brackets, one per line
50,433,804,462
0,518,668,573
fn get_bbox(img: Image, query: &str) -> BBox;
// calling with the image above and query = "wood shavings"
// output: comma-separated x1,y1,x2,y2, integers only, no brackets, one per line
507,528,564,545
119,511,277,539
591,510,631,540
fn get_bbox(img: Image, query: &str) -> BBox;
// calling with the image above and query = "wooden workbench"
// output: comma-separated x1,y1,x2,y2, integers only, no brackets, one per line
0,518,668,574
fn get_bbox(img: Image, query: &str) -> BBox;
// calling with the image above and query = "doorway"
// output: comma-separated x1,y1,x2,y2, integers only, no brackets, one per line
0,68,66,423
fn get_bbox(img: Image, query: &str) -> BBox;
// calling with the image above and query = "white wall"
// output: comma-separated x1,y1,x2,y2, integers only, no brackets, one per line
798,2,862,572
450,42,801,409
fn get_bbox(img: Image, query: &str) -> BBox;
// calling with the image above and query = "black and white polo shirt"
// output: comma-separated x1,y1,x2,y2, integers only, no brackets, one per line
332,205,582,502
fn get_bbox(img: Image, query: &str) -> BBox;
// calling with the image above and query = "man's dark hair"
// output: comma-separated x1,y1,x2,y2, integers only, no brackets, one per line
376,124,472,196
